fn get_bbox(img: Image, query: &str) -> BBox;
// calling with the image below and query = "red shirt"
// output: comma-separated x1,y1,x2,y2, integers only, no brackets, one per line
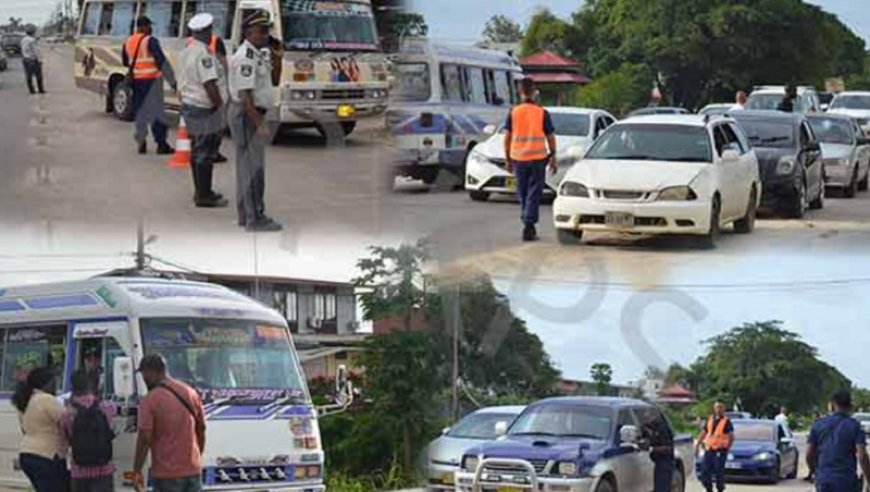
138,378,205,479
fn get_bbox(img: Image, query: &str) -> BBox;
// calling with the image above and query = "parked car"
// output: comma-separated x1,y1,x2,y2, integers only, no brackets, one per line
454,397,695,492
854,413,870,435
627,106,690,117
699,104,734,117
697,419,799,484
425,406,525,491
1,33,23,57
728,110,825,217
553,114,761,248
746,85,821,114
827,91,870,134
724,411,753,420
807,113,870,197
464,107,617,202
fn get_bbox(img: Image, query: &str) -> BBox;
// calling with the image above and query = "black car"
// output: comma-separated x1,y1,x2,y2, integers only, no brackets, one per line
728,110,824,218
1,33,23,57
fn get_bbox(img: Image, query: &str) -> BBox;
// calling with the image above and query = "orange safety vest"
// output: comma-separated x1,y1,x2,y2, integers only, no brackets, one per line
186,35,220,55
125,33,161,80
704,416,731,450
509,102,550,162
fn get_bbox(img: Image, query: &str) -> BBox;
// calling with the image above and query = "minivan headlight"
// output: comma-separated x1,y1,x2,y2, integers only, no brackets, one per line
560,181,589,197
657,186,697,201
557,461,578,476
462,456,479,472
777,156,796,175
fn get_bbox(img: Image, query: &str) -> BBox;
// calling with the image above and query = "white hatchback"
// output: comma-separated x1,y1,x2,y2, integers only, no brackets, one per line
827,91,870,134
553,115,762,247
464,107,616,202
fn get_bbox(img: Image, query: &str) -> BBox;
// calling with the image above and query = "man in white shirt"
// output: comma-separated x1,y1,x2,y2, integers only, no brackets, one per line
731,90,747,111
20,26,45,94
774,406,789,428
178,13,228,208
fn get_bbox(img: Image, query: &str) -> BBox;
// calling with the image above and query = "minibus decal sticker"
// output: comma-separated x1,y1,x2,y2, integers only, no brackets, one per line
96,286,118,308
24,294,100,310
0,300,25,312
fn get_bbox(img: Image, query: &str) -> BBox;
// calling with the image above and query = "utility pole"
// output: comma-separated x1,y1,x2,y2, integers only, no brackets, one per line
449,283,461,423
135,220,146,271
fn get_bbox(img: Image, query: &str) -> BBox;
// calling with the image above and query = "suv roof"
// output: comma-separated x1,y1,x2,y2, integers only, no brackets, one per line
534,396,650,409
619,114,734,127
726,109,804,123
753,85,816,94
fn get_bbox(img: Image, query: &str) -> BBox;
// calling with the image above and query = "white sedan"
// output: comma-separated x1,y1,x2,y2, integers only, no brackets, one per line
553,115,762,248
827,91,870,134
464,107,617,202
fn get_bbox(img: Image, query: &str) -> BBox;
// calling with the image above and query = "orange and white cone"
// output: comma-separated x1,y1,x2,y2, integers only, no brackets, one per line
166,117,191,169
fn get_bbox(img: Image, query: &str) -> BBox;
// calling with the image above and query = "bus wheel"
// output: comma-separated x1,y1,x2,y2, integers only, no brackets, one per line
112,79,134,122
341,121,357,136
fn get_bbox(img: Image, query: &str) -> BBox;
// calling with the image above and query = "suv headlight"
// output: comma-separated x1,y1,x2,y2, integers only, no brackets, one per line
754,452,772,461
657,186,697,201
557,461,577,476
462,456,479,472
560,181,589,197
777,156,796,175
467,150,489,166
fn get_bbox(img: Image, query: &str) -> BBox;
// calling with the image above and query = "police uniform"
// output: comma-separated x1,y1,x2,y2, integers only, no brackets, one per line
699,415,733,492
228,10,282,231
178,13,227,207
809,411,866,492
644,414,675,492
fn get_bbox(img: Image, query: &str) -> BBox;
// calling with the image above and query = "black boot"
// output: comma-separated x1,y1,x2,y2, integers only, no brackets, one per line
138,141,147,154
156,142,174,155
522,224,538,242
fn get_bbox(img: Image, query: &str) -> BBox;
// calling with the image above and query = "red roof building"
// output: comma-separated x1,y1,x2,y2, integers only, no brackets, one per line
655,385,698,406
519,51,591,105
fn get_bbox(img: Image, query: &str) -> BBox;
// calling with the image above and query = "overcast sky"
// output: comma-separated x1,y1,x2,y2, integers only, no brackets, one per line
409,0,870,44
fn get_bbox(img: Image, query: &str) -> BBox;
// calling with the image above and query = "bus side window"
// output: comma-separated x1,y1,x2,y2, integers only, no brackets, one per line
97,2,115,35
140,1,184,37
1,325,67,392
110,1,136,37
440,63,462,102
466,67,487,105
81,2,103,36
182,1,198,37
492,70,510,107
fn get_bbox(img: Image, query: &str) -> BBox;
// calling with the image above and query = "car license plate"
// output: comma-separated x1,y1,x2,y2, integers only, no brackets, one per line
605,211,634,228
726,461,742,469
497,487,523,492
505,176,517,191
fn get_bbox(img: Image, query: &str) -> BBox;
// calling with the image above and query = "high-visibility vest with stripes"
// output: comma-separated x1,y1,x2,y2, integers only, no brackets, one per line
704,416,731,450
186,35,220,55
509,103,550,162
125,33,161,80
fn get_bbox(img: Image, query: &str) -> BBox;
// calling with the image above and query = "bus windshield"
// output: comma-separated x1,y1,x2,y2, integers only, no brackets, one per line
140,318,307,400
281,0,379,52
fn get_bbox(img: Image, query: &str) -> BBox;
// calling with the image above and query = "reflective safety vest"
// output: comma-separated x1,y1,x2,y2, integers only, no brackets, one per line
125,33,161,80
186,35,220,55
509,102,550,162
704,416,731,450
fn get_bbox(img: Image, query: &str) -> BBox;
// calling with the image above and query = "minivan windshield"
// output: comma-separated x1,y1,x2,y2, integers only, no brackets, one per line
550,113,591,137
831,95,870,110
747,93,805,112
141,318,307,399
585,124,712,163
281,0,379,52
509,404,611,440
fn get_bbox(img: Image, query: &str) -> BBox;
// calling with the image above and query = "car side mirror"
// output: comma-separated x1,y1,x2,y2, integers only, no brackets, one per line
721,149,740,162
780,437,793,444
483,124,497,135
620,425,640,447
494,421,508,437
805,141,821,152
113,357,134,399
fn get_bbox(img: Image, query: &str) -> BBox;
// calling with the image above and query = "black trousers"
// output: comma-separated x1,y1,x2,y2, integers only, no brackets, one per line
190,133,221,200
22,58,45,94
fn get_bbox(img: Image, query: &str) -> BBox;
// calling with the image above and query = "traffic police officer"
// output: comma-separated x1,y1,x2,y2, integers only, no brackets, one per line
123,16,177,155
228,10,283,232
504,77,557,241
20,25,45,95
643,409,675,492
178,13,228,208
807,390,870,492
695,401,734,492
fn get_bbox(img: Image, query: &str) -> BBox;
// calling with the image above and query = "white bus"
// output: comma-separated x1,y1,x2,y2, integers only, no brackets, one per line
74,0,390,137
0,275,350,490
387,38,523,184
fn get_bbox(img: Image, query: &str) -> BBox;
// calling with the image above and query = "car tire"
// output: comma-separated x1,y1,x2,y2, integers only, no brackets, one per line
671,464,686,492
557,228,584,245
594,477,615,492
469,190,490,202
859,170,869,191
810,179,825,209
845,169,858,198
787,452,799,479
788,180,807,219
699,197,721,249
111,79,134,122
734,188,757,234
768,458,781,484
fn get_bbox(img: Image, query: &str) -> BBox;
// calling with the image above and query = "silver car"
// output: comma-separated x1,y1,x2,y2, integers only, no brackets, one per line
855,413,870,435
425,405,524,491
808,113,870,197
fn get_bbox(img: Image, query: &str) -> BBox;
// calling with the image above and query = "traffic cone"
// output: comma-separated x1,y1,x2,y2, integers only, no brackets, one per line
166,117,191,169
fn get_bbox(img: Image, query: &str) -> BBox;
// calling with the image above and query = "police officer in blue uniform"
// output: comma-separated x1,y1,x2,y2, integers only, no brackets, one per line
807,390,870,492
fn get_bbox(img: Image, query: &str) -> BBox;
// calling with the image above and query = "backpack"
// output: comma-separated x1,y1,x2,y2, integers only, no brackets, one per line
71,400,114,467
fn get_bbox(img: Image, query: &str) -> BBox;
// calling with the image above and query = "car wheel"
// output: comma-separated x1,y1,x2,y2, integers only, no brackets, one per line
768,458,781,484
734,188,757,234
788,180,807,219
112,79,134,122
671,464,686,492
845,168,858,198
699,197,721,249
594,477,615,492
469,190,490,202
859,170,869,191
810,179,825,209
557,228,584,245
787,452,799,479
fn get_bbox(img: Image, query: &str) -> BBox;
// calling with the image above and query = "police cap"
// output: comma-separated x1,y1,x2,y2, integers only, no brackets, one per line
188,12,214,32
242,10,272,29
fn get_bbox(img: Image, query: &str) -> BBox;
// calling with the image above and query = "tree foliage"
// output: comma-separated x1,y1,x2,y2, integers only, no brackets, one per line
482,15,523,44
590,363,613,396
352,242,429,330
691,321,850,417
573,63,651,117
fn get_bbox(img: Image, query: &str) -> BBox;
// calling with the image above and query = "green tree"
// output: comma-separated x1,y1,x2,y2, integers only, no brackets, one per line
692,321,850,417
664,363,699,392
352,242,428,331
573,63,651,117
482,14,523,44
521,8,573,56
590,363,613,396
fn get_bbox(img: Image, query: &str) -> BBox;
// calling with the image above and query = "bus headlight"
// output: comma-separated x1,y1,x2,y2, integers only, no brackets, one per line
289,90,317,101
368,89,388,99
